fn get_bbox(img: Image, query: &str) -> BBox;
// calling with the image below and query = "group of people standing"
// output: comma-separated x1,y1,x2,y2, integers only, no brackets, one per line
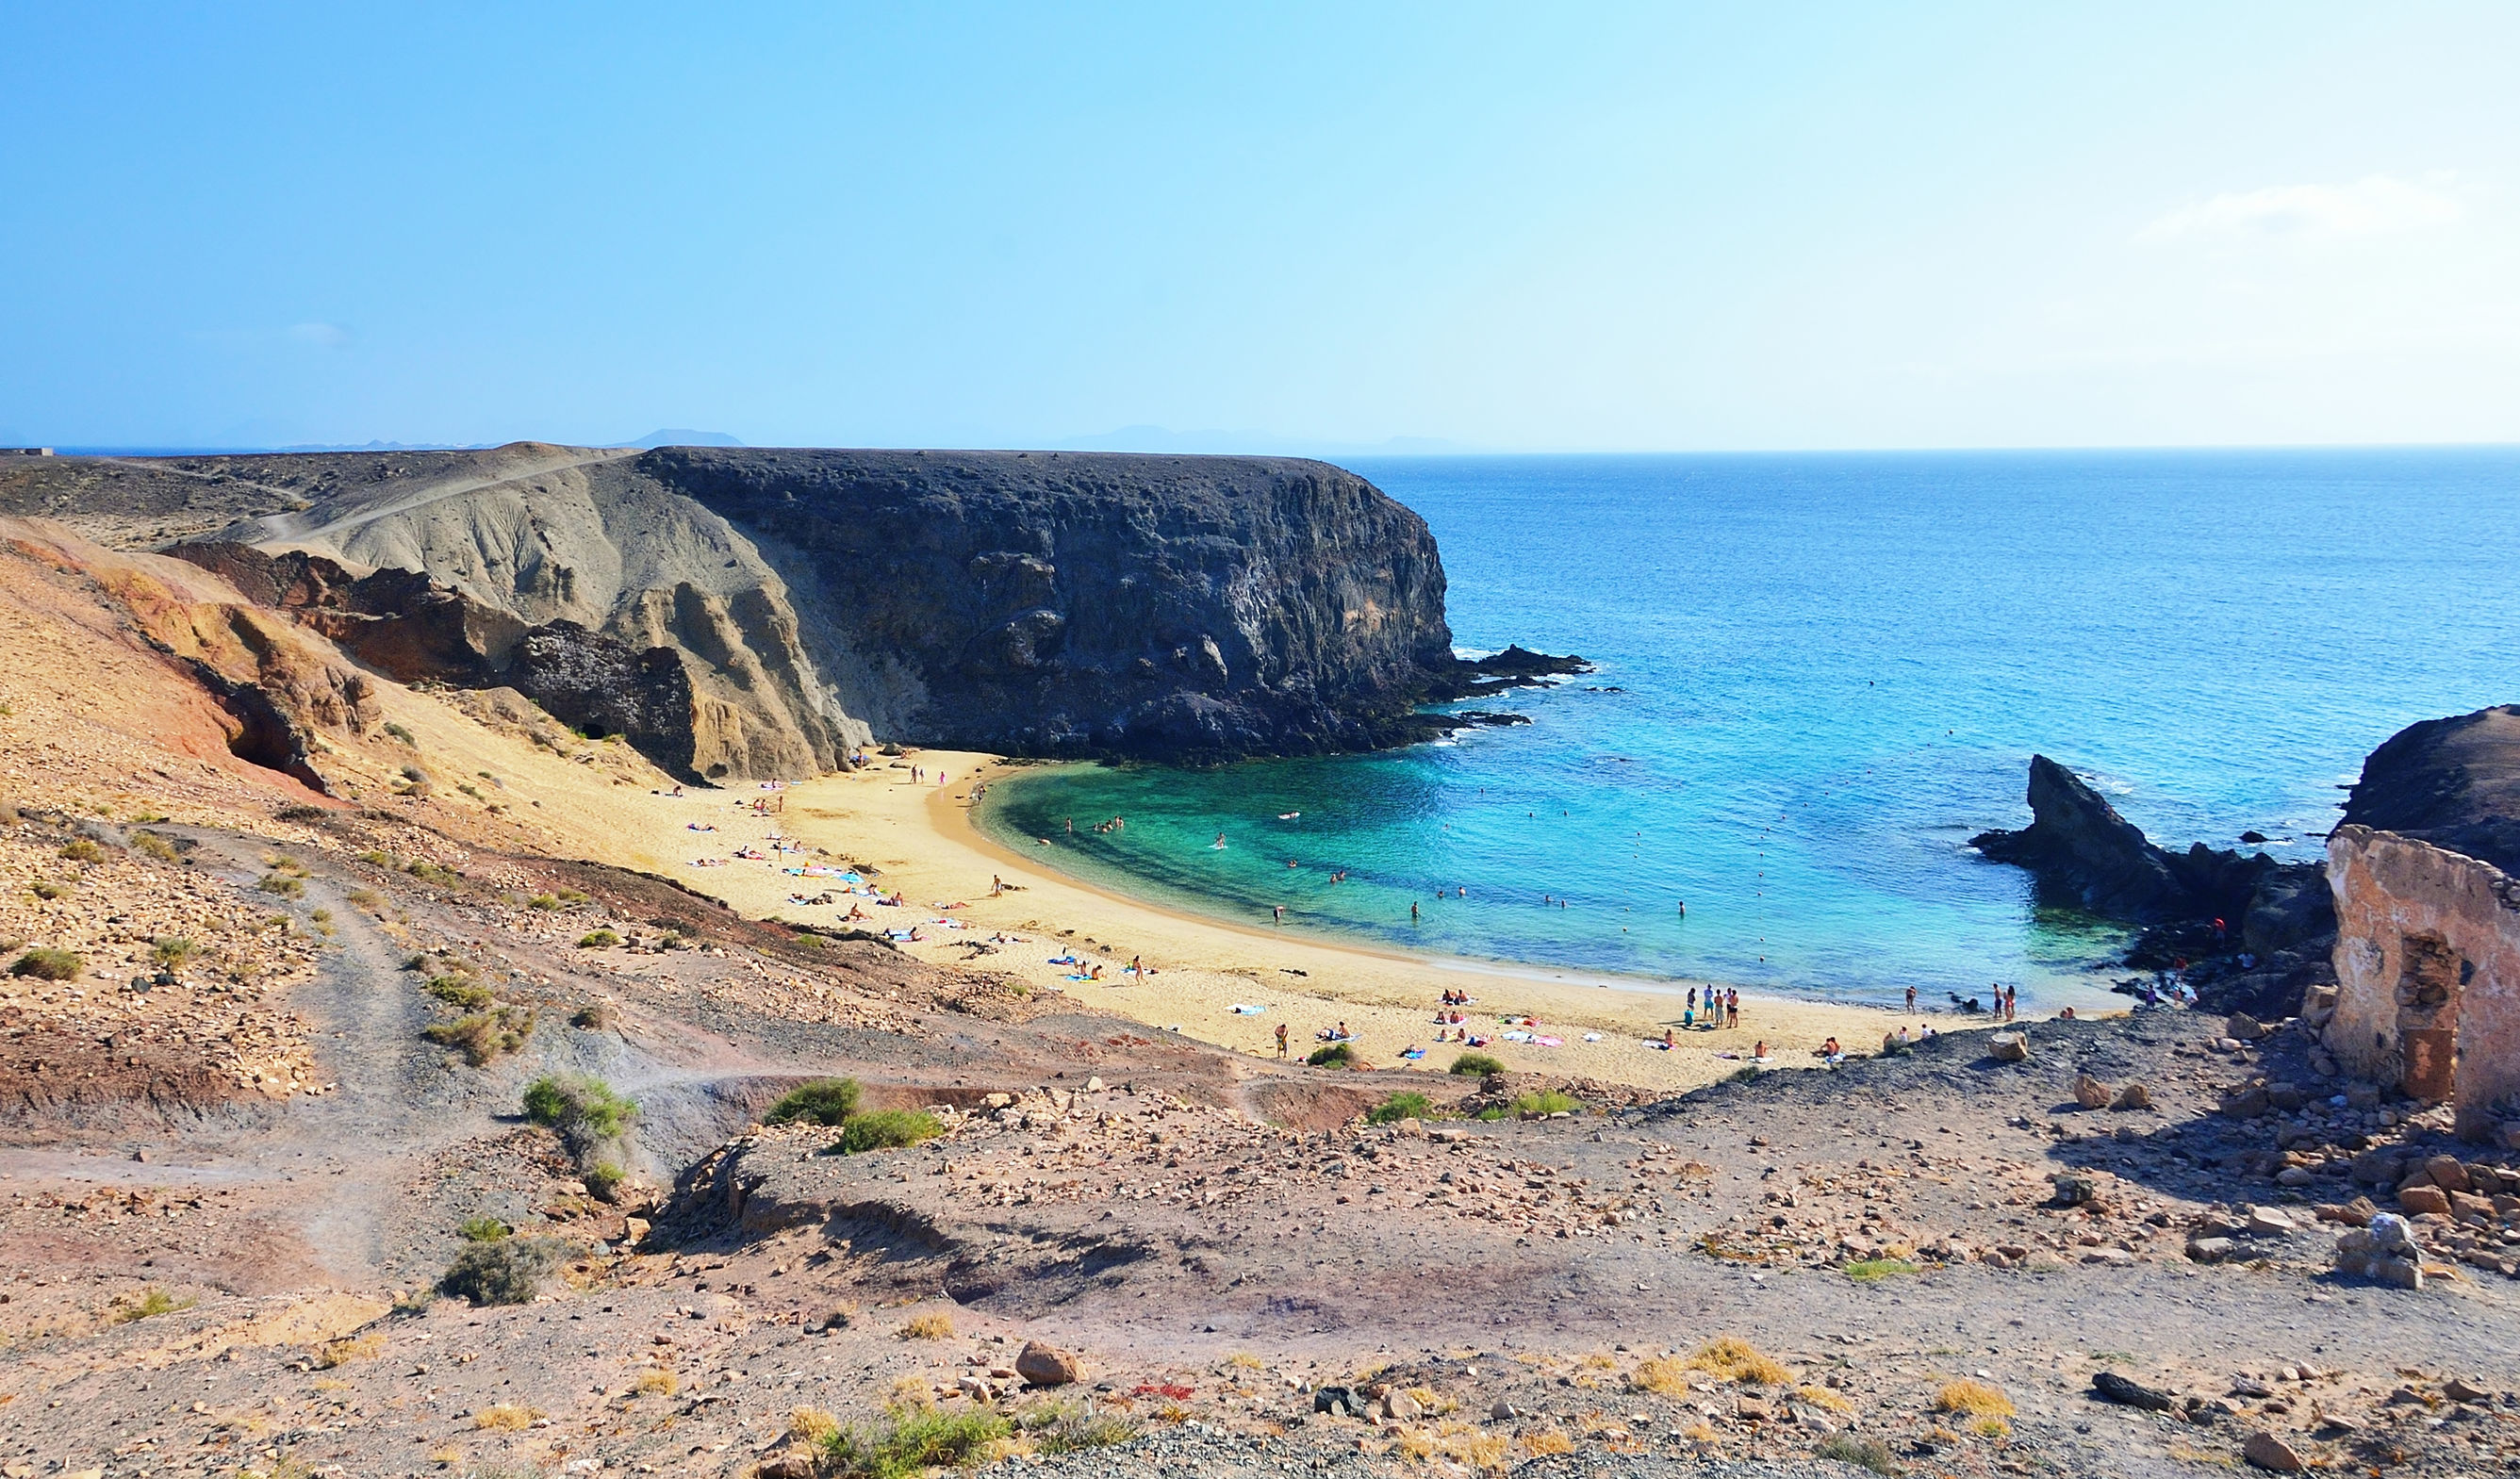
1680,984,1738,1031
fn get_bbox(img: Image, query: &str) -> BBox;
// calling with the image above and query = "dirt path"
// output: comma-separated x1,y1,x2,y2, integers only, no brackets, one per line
248,445,638,548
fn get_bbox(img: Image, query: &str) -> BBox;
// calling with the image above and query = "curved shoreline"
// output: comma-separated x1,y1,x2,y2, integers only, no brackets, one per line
618,749,2101,1092
748,750,2038,1093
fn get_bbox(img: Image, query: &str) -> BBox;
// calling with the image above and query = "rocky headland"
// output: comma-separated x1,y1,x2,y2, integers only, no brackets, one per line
3,444,1586,781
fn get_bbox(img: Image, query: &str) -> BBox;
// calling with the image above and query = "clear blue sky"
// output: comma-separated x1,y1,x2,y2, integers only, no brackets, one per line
5,4,2515,452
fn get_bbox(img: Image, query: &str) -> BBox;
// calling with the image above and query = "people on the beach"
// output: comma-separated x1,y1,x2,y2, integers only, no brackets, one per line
1275,1022,1290,1058
1905,984,1917,1014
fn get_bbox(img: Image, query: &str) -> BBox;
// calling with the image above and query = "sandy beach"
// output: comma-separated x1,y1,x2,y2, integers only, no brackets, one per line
620,748,2039,1094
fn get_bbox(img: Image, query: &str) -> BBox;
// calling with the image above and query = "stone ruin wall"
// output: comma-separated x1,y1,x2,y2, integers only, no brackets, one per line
2326,824,2520,1140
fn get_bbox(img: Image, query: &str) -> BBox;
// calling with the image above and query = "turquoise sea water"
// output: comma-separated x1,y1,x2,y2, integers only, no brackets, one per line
977,451,2520,1010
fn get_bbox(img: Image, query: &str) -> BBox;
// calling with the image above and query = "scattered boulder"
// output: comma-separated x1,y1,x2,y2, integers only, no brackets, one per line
2074,1074,2111,1109
2421,1154,2471,1192
1013,1339,1083,1387
2219,1087,2270,1119
1379,1389,1422,1421
2185,1237,2237,1264
2092,1371,2177,1410
2333,1212,2428,1289
1989,1032,2030,1062
2397,1185,2452,1218
2243,1430,2307,1472
2227,1013,2267,1042
1313,1386,1359,1418
2245,1206,2296,1237
2111,1082,2153,1111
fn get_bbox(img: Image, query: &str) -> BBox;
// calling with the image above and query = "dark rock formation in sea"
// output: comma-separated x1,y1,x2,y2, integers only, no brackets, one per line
1970,755,2337,1016
2338,703,2520,876
10,443,1585,779
1969,755,2307,925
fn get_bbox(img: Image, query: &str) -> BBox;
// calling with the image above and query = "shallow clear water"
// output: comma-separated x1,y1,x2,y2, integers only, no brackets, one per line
977,450,2520,1010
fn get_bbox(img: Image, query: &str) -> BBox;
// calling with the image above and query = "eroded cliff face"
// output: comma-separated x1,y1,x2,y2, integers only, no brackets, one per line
6,444,1491,780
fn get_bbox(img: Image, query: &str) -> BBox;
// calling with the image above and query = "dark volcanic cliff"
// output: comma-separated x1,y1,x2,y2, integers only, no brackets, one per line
2339,704,2520,875
4,443,1573,778
649,448,1461,761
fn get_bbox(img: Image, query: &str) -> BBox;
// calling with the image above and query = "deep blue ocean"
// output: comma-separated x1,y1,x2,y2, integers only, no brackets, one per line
977,450,2520,1010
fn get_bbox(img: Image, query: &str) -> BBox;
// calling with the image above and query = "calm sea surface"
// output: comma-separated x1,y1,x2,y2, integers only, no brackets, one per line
977,451,2520,1010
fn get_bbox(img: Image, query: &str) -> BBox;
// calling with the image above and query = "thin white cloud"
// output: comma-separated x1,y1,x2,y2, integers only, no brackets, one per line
2135,174,2464,243
288,321,354,349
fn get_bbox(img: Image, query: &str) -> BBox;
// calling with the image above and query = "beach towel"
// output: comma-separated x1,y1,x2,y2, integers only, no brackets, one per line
1398,1047,1426,1060
1581,1031,1604,1043
1534,1035,1563,1047
1501,1029,1534,1044
1228,1004,1266,1015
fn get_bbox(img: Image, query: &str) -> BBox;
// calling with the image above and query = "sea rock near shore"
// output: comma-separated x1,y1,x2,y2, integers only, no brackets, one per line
1972,755,2335,982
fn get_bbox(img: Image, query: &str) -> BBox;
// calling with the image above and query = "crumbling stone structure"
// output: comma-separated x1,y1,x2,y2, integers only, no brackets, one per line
2327,824,2520,1140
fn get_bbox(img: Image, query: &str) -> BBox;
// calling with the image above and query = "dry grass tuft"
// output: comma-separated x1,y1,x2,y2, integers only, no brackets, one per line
631,1369,677,1397
315,1331,385,1368
1797,1383,1857,1415
1522,1427,1576,1456
1935,1378,2015,1420
787,1405,841,1443
1629,1354,1693,1395
470,1403,537,1431
898,1311,955,1340
1685,1336,1789,1387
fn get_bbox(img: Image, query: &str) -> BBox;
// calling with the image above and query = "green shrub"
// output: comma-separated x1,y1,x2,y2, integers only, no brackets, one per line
131,830,179,862
455,1215,509,1242
383,722,417,747
256,872,305,898
110,1286,194,1323
424,976,492,1011
1365,1091,1435,1126
1016,1403,1139,1455
522,1074,638,1142
830,1109,942,1155
821,1405,1010,1479
422,1009,533,1066
1449,1051,1505,1076
576,928,618,948
1816,1431,1904,1475
438,1238,560,1306
404,860,460,885
764,1077,863,1127
29,879,70,900
150,936,195,968
1844,1257,1922,1283
583,1162,627,1200
58,838,106,863
8,947,80,981
569,1003,615,1029
1306,1042,1357,1068
526,894,562,912
1511,1090,1579,1116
